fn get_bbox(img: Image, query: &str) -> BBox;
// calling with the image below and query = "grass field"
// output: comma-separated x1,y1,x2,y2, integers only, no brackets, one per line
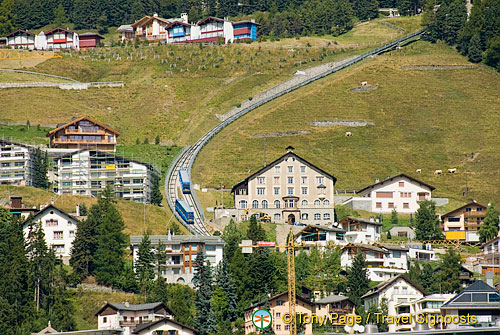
0,185,187,235
0,17,422,147
192,40,500,211
0,70,74,83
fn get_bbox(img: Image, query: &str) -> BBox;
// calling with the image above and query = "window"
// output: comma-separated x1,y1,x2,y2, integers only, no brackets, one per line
301,213,308,220
69,231,75,238
323,213,331,220
286,200,295,208
53,231,63,239
277,300,284,306
257,177,265,184
316,176,324,184
184,254,190,262
276,325,281,330
275,166,280,173
252,200,259,209
273,177,280,184
400,192,411,198
393,251,401,258
285,325,290,331
274,187,280,195
388,202,395,208
133,179,143,184
402,287,408,294
314,213,321,220
288,177,294,184
288,166,293,173
300,166,306,173
301,187,308,195
376,202,382,208
447,217,460,222
376,192,393,198
262,200,268,209
103,317,107,323
53,244,65,254
323,199,330,207
239,200,247,209
14,161,24,166
301,176,307,184
274,200,281,209
257,188,265,195
46,219,58,227
403,203,409,209
287,187,294,195
274,213,281,222
301,200,308,208
314,200,321,208
399,181,404,187
205,245,216,251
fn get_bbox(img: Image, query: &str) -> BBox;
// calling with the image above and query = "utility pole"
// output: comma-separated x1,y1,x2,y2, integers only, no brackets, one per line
263,138,267,167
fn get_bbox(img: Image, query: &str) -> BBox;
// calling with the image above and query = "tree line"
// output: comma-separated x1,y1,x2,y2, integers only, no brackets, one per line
423,0,500,71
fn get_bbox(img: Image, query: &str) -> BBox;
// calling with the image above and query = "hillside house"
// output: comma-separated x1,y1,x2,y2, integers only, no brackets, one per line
22,204,79,263
6,28,79,50
130,234,224,286
52,149,157,204
341,244,409,281
78,32,104,49
0,139,35,186
5,196,38,219
132,318,198,335
232,147,336,225
314,294,354,327
442,201,487,242
440,280,500,328
389,226,416,239
479,236,500,275
395,293,455,331
6,29,35,49
433,264,475,288
47,116,119,152
294,224,346,246
362,274,426,332
244,291,314,335
345,174,435,213
117,25,134,42
338,216,382,244
96,302,173,334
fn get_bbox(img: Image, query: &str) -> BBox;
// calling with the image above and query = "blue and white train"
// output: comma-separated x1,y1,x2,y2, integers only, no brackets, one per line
175,198,194,224
179,169,191,194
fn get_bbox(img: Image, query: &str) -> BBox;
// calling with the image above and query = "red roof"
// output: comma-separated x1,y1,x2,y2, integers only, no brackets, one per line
47,116,120,136
197,16,224,25
166,20,191,29
6,29,34,37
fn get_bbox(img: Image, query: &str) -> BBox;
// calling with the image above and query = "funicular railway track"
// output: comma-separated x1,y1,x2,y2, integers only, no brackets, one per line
166,29,427,236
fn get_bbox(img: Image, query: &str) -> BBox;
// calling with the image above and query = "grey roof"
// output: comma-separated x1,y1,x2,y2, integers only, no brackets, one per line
23,204,79,227
295,224,346,237
361,274,426,299
382,245,409,251
357,173,435,194
132,318,197,334
441,280,500,309
95,302,172,316
342,244,389,254
341,216,383,226
315,294,351,304
117,24,133,32
130,235,225,246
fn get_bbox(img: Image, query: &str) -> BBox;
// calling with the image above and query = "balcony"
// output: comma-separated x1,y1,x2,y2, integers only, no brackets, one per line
464,211,484,218
64,128,106,135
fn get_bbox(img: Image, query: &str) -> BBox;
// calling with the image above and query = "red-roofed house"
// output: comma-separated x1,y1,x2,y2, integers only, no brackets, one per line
44,27,79,50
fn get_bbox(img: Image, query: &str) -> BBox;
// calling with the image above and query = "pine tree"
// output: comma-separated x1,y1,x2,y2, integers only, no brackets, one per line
136,232,155,295
70,217,98,280
32,148,49,189
222,219,243,261
478,204,499,243
193,248,217,335
151,173,163,206
434,248,462,293
0,0,16,35
49,265,76,331
391,210,398,225
216,259,237,322
386,230,392,239
345,252,370,306
79,203,88,216
93,185,127,287
131,0,145,21
415,200,441,241
247,215,266,243
155,135,160,145
53,2,68,26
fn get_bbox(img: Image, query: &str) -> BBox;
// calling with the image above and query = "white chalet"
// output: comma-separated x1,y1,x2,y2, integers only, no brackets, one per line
338,216,382,244
362,274,427,332
132,318,198,335
22,205,79,263
355,174,435,213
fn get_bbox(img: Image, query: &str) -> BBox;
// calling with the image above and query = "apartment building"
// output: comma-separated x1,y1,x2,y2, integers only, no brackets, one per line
120,13,258,44
479,236,500,275
130,234,224,286
442,201,487,242
47,116,119,152
22,204,79,264
362,274,426,332
52,149,157,204
96,302,173,335
0,139,35,186
350,174,435,213
397,293,455,331
232,147,336,225
341,244,409,281
338,216,382,244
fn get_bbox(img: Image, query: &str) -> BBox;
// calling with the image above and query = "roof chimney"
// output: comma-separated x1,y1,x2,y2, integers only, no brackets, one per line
153,13,158,17
124,301,130,307
181,13,188,24
11,196,22,209
369,216,374,222
286,146,294,153
375,178,379,183
76,204,80,217
485,271,494,288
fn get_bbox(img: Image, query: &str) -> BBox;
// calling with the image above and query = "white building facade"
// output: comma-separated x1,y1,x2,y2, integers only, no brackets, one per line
232,147,336,225
339,216,381,244
22,205,79,263
52,149,157,203
130,234,224,287
0,139,34,186
356,174,435,213
6,28,79,50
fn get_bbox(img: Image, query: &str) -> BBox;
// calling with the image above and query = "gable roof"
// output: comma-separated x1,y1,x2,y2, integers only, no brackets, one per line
361,274,426,299
79,32,105,39
339,216,383,226
197,16,224,25
482,236,500,249
232,20,261,26
117,24,133,32
295,224,345,238
23,204,79,227
132,317,197,334
315,294,352,305
441,280,500,309
6,29,35,37
231,151,337,193
45,27,74,35
95,302,173,316
441,201,488,218
166,20,191,29
132,16,152,28
341,243,389,254
357,173,435,194
47,116,120,136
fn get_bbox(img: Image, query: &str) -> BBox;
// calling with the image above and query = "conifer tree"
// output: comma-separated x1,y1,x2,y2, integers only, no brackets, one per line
49,265,76,331
222,219,243,261
433,248,462,293
415,200,441,241
391,209,398,225
478,204,499,243
136,232,155,295
193,248,217,335
216,259,237,322
32,148,49,189
247,215,266,243
467,32,483,62
151,173,163,206
93,185,127,286
70,217,98,280
0,0,15,35
53,2,68,27
345,252,370,306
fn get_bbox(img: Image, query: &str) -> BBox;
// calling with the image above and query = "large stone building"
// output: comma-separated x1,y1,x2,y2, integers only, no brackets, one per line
52,149,157,203
130,234,224,287
47,116,119,152
232,147,336,225
0,139,35,186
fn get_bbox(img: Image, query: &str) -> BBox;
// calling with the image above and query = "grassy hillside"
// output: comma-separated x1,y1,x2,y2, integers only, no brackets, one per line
0,18,420,147
0,185,187,235
192,40,500,209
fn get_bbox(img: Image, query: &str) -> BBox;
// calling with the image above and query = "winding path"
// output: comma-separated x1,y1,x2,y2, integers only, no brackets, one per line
165,29,426,236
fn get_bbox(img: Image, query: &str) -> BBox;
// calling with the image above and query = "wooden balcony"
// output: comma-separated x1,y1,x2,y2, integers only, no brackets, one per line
64,128,107,135
51,138,114,145
464,211,485,217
